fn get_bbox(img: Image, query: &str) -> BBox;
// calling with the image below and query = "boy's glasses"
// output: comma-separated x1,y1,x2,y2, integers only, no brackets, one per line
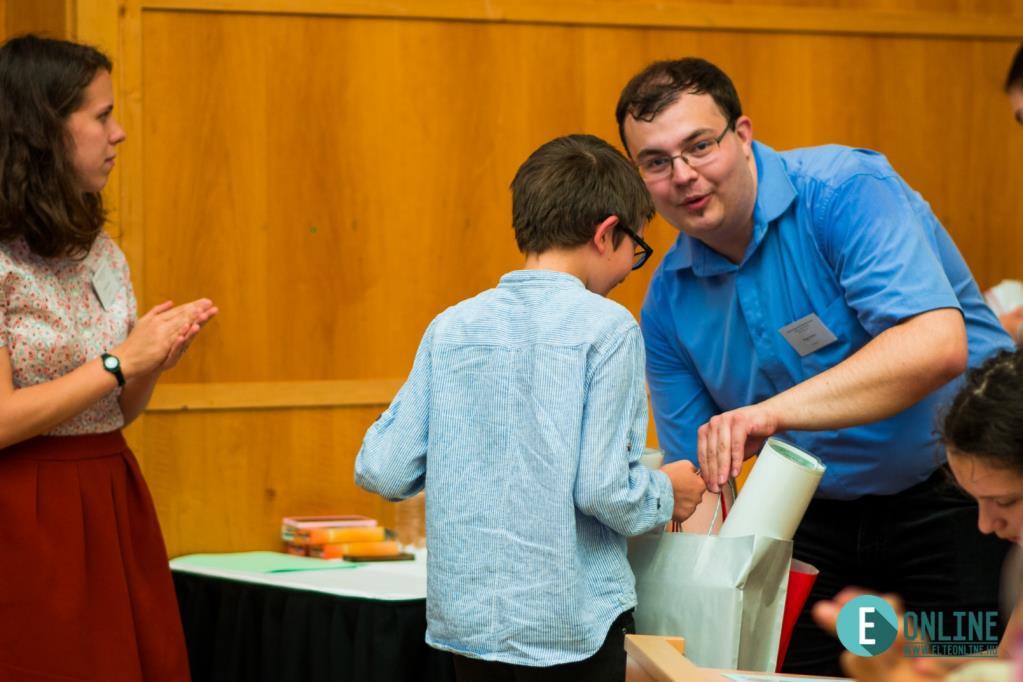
618,224,653,270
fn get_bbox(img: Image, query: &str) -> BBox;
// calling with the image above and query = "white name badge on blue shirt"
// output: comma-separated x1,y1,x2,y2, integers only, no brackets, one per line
91,260,120,310
779,313,838,357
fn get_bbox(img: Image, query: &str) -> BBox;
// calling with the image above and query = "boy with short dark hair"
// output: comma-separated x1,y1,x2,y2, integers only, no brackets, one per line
355,134,704,682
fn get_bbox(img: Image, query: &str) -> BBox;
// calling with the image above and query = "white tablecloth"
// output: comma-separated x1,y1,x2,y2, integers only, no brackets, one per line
170,552,428,602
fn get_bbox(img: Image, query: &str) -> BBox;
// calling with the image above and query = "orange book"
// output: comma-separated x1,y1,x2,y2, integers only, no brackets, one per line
309,540,401,559
298,526,389,546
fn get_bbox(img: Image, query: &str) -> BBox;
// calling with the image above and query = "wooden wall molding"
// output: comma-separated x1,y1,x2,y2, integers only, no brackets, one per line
147,379,402,411
137,0,1023,39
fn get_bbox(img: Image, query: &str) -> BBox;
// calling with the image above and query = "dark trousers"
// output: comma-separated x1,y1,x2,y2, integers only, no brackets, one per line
452,610,634,682
781,467,1009,677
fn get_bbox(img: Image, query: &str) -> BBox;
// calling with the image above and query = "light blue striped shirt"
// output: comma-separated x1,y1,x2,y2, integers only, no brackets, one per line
355,269,674,666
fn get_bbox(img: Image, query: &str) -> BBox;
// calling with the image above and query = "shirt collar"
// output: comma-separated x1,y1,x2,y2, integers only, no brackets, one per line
660,141,797,274
498,269,584,288
753,141,797,225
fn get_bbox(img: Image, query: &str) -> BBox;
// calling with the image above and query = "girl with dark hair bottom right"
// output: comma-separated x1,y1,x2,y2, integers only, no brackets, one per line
0,34,217,680
943,349,1023,545
813,348,1023,681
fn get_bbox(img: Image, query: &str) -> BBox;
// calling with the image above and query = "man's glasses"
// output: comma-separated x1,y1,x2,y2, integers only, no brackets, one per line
618,223,653,270
635,120,734,181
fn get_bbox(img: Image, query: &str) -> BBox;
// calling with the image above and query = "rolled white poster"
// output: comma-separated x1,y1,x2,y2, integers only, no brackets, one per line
718,437,825,541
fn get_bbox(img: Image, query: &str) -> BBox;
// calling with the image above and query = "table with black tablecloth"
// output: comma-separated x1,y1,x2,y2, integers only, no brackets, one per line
171,553,455,682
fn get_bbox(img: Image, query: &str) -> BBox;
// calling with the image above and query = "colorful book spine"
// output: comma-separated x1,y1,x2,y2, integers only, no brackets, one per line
308,541,401,559
286,543,308,556
291,526,389,546
280,515,380,544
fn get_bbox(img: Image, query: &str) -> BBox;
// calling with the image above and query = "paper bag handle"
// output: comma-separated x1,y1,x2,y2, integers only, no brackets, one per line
699,478,735,536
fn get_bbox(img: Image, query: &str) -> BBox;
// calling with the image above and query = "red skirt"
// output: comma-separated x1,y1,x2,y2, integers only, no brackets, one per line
0,432,190,681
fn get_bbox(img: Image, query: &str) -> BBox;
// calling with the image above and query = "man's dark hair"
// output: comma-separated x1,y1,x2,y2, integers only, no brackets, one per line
615,57,742,154
942,348,1023,475
510,134,653,255
1006,42,1023,92
0,34,112,258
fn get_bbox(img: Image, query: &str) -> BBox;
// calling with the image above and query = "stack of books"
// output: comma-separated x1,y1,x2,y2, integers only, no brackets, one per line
281,515,408,561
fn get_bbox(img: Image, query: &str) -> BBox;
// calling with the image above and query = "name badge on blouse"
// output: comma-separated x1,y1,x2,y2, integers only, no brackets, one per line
778,313,837,357
91,261,120,310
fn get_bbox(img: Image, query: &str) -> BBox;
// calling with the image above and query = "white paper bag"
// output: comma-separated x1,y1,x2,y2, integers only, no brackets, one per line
628,528,792,671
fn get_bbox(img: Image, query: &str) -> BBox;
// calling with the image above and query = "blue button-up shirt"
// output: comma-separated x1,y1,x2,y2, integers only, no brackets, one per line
356,270,673,665
642,142,1012,500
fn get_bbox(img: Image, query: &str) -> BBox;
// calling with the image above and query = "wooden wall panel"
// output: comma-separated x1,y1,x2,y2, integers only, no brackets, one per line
70,0,1023,555
142,406,398,555
140,13,599,384
2,0,71,39
140,10,1023,386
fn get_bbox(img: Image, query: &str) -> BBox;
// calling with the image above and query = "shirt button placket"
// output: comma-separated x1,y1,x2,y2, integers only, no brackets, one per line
736,268,791,393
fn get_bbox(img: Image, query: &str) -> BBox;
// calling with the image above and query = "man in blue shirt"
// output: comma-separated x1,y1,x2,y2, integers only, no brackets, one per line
356,134,706,681
615,57,1013,675
1006,42,1023,127
994,43,1023,340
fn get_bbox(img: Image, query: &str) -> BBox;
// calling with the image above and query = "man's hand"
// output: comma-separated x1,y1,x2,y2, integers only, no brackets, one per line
697,403,779,493
661,460,707,522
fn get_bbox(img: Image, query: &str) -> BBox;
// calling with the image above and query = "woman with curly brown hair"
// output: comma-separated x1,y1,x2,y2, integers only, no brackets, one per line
0,34,217,680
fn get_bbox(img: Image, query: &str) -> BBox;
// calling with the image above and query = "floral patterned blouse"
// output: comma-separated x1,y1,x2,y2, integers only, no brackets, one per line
0,232,136,435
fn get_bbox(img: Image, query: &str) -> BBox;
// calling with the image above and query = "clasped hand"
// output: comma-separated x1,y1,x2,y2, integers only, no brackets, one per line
112,299,218,379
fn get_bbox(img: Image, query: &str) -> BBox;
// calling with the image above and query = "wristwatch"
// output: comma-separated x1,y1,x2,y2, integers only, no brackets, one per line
101,353,125,387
